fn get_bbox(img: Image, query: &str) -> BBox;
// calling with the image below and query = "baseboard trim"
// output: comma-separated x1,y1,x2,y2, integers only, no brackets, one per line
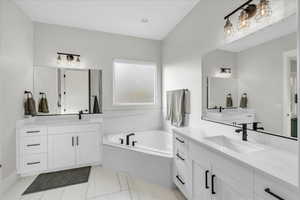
0,171,18,197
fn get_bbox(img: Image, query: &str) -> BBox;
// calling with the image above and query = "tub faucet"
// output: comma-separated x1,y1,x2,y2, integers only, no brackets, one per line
235,123,248,141
126,133,135,145
78,110,83,120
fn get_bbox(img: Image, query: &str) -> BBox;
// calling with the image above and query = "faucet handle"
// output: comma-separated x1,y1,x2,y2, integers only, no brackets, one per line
132,141,138,147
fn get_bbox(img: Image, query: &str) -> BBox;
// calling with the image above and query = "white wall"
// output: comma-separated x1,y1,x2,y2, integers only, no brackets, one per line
34,23,163,134
237,33,297,135
0,0,33,183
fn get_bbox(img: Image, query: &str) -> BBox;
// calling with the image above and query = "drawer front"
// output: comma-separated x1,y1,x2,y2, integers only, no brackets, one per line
21,154,47,173
48,124,100,135
174,134,188,157
174,163,189,198
21,136,47,154
21,127,47,137
254,172,298,200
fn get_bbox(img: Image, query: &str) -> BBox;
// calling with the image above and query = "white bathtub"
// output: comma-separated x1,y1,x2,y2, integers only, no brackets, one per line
102,130,174,187
103,130,173,157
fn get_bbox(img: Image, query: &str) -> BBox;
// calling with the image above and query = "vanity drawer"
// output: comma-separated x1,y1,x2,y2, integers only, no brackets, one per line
21,136,47,154
254,172,298,200
174,133,188,156
21,154,47,173
21,127,47,137
174,163,189,197
48,124,100,135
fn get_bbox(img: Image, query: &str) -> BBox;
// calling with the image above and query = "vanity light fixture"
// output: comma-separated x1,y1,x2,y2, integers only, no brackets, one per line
57,52,81,66
220,67,231,74
256,0,272,21
224,0,272,36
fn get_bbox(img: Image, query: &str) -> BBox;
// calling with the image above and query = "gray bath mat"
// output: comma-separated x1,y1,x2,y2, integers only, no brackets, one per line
23,166,91,195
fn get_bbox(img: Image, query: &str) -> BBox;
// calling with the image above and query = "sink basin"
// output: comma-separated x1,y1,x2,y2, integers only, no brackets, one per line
204,135,264,154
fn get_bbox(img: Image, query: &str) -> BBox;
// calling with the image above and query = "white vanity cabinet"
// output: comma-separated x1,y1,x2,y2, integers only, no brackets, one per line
173,130,298,200
17,121,103,176
48,124,101,170
173,133,192,198
190,141,253,200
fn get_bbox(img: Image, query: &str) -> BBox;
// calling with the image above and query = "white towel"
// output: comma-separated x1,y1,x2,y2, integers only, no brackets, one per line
166,89,190,127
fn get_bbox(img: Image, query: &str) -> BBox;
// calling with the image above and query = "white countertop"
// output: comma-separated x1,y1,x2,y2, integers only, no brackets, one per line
17,114,104,128
173,127,298,190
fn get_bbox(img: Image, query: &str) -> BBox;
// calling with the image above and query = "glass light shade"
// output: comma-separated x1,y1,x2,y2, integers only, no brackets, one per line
256,0,272,21
57,54,62,64
76,56,80,63
224,18,234,36
238,10,250,30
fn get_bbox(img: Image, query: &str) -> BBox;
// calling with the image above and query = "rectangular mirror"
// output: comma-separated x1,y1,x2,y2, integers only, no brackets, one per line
202,33,297,139
34,66,102,115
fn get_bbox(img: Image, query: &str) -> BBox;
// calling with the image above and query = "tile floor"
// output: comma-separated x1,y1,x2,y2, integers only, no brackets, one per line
2,166,186,200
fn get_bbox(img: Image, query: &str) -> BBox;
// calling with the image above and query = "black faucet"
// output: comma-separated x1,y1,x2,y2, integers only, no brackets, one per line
252,122,264,131
78,110,83,120
126,133,135,145
235,123,248,141
219,106,224,113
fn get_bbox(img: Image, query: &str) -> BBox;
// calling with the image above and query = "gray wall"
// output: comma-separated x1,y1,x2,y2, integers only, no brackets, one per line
162,0,243,129
202,50,237,111
34,23,163,134
0,0,34,179
34,23,162,112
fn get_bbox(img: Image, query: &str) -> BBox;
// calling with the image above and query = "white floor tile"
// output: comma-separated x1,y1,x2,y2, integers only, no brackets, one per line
41,188,64,200
61,183,88,200
20,192,44,200
3,166,185,200
86,167,121,198
89,191,131,200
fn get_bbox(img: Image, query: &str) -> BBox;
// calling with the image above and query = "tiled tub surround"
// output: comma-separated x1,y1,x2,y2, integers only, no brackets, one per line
103,130,173,188
16,115,103,177
173,120,298,200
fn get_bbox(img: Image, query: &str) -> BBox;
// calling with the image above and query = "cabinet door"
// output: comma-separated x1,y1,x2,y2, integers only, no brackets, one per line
211,174,250,200
76,132,100,165
48,134,76,169
192,161,211,200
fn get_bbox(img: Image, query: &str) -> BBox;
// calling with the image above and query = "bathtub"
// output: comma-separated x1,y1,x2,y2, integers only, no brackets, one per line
102,130,174,188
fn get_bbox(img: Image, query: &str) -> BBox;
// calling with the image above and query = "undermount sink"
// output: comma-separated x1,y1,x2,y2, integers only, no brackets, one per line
204,135,264,154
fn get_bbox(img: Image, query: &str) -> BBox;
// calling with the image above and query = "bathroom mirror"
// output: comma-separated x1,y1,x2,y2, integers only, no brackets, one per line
33,66,102,115
202,32,298,139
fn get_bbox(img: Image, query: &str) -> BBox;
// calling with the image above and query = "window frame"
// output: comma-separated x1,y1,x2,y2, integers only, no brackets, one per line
112,59,157,106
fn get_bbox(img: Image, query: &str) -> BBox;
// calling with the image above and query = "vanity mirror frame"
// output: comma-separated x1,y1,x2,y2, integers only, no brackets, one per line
202,47,298,141
33,66,103,116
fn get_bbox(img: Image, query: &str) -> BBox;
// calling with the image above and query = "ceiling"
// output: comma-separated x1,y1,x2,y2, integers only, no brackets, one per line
14,0,200,40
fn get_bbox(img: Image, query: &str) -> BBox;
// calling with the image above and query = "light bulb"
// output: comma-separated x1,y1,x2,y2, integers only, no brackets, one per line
256,0,272,22
224,18,234,36
238,10,250,30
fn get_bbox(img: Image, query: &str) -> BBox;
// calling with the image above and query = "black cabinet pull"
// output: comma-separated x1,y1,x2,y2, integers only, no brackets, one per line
26,130,40,134
176,137,185,144
176,153,185,161
211,174,216,195
176,175,185,185
26,144,40,147
27,162,40,165
72,137,74,147
205,170,210,189
76,136,79,146
265,188,285,200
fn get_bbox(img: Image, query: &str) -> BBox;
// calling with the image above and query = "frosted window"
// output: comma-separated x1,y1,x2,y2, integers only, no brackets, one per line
113,60,156,105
